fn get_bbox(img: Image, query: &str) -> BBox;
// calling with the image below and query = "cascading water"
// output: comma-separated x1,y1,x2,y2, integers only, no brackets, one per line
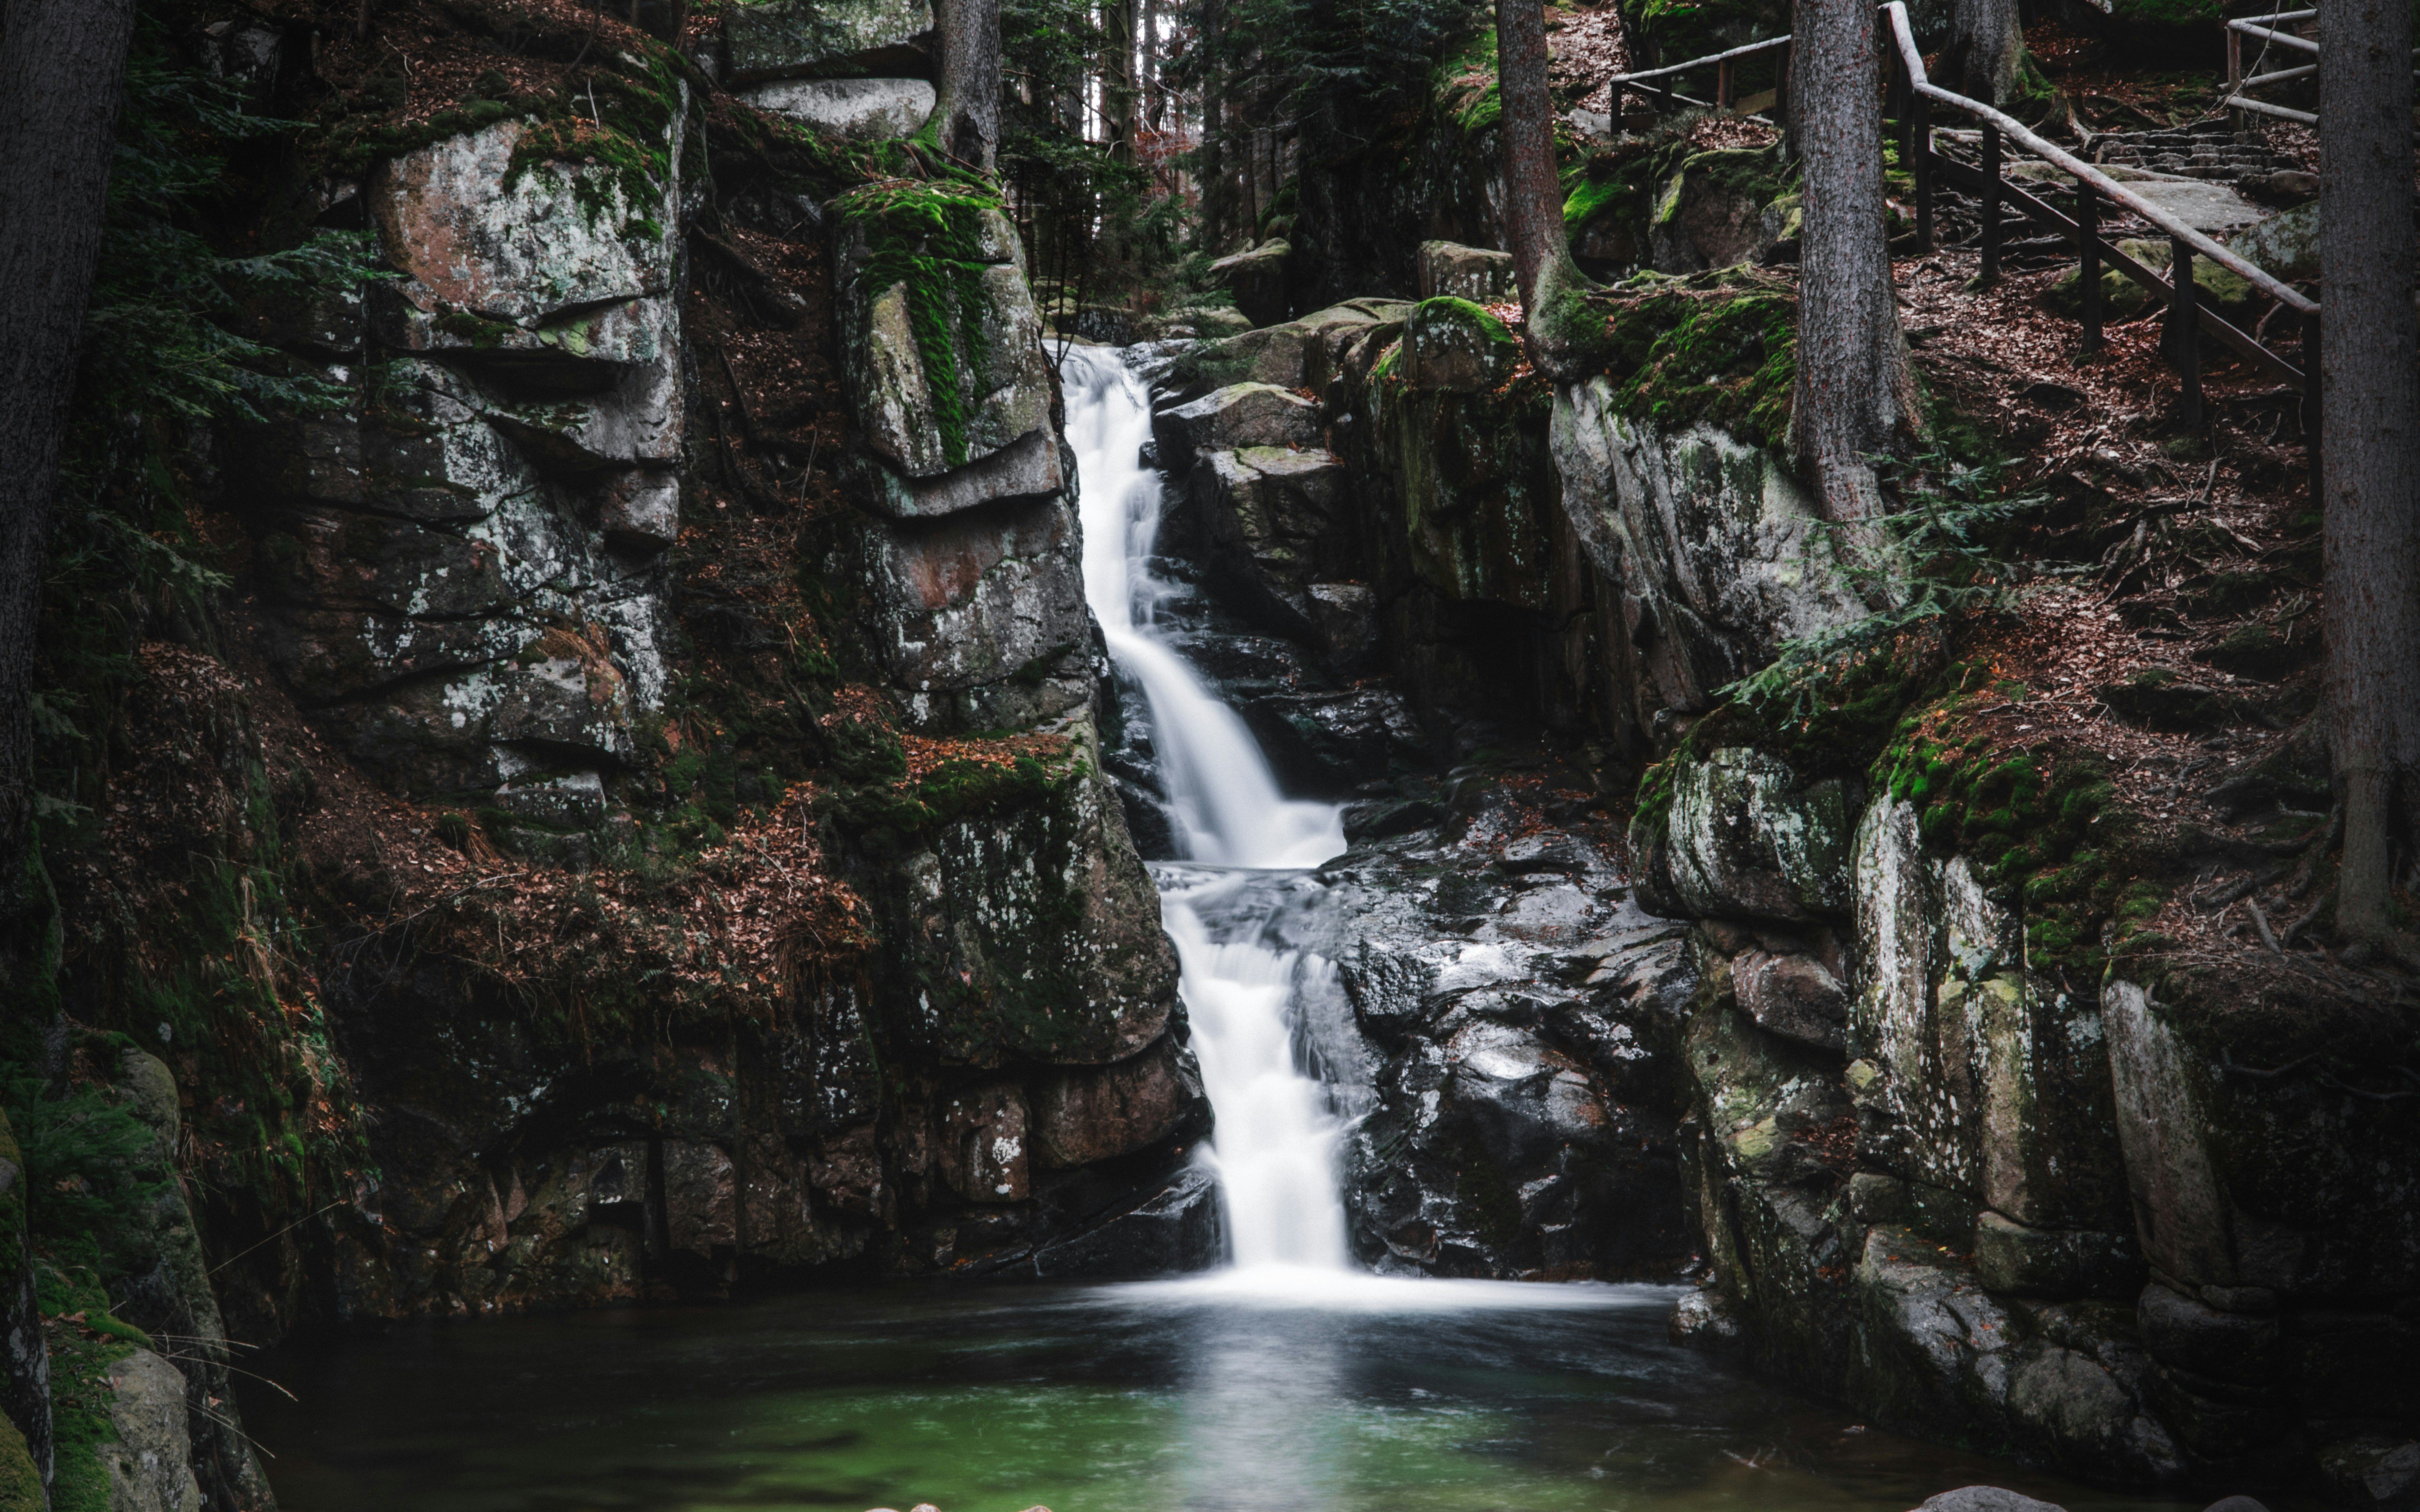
1061,345,1355,1273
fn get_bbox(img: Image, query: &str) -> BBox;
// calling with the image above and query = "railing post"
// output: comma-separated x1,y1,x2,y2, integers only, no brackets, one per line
2077,179,2102,353
1609,80,1623,122
2226,24,2243,134
2302,306,2323,499
2166,236,2203,426
1718,58,1734,110
1980,124,2003,285
1912,92,1933,251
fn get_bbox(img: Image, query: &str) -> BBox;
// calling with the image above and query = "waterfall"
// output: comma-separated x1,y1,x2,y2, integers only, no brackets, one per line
1061,345,1352,1273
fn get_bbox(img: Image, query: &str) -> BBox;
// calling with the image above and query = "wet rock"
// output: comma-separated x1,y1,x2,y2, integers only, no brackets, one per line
1304,581,1379,672
742,77,935,140
1031,1036,1208,1168
1177,300,1410,396
100,1350,203,1512
2137,1284,2279,1385
1208,240,1292,327
1340,796,1442,844
1029,1164,1222,1277
1244,687,1424,789
1660,748,1859,922
1731,948,1847,1052
1415,240,1516,303
2319,1437,2420,1510
1669,1285,1746,1346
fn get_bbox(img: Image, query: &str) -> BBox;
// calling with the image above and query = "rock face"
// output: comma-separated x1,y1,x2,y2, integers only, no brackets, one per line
1415,240,1517,303
743,77,935,140
1208,240,1293,327
100,1350,204,1512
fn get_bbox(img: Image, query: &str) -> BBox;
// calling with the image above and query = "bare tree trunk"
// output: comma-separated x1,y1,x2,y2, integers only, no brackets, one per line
1495,0,1596,379
1106,0,1139,162
1786,0,1916,521
928,0,1003,173
0,0,139,958
2320,0,2420,960
1142,0,1161,133
1943,0,2022,107
1202,0,1229,246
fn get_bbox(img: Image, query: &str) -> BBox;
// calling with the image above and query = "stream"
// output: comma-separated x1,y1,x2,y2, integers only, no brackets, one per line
238,349,2201,1512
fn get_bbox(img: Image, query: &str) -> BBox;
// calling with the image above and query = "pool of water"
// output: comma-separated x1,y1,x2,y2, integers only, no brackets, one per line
241,1275,2200,1512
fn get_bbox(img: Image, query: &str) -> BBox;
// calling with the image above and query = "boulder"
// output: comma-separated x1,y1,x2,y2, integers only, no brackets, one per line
1155,382,1322,464
848,426,1067,521
1647,148,1792,272
1415,240,1517,303
1973,1211,2143,1300
259,610,519,705
1851,800,2132,1234
1731,948,1847,1052
872,767,1179,1068
255,508,508,618
1662,748,1858,922
598,467,681,548
1031,1035,1208,1167
662,1140,739,1254
1550,392,1866,719
742,77,935,141
849,494,1091,733
100,1350,203,1512
237,357,535,521
722,0,935,80
833,183,1052,480
1197,446,1351,637
372,118,676,327
1911,1489,2067,1512
1244,687,1426,789
1207,239,1291,327
1029,1165,1223,1277
1399,297,1522,393
1304,582,1379,673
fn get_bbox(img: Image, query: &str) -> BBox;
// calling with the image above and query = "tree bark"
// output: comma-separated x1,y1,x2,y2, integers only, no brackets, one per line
928,0,1003,174
2319,0,2420,958
1943,0,2023,108
1495,0,1595,379
1106,0,1139,163
0,0,140,947
1202,0,1228,246
1785,0,1916,521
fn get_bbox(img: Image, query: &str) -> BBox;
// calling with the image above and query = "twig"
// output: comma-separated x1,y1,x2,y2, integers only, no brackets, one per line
2246,896,2283,954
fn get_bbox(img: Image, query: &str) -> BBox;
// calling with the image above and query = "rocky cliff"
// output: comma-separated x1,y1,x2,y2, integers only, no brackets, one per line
2,4,1218,1508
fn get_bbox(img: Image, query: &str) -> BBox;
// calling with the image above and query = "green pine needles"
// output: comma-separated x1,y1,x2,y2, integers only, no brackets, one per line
833,180,1010,469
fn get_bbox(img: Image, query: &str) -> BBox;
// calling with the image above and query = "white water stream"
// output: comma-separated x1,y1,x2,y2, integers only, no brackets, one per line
1062,346,1356,1275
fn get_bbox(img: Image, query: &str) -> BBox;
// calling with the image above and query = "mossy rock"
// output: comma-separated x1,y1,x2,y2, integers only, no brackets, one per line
2042,237,2255,323
1400,297,1521,393
2198,620,2314,681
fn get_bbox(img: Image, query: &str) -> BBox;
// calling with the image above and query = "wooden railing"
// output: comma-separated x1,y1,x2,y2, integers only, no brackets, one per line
1595,5,2322,457
2223,10,2418,127
1604,34,1791,120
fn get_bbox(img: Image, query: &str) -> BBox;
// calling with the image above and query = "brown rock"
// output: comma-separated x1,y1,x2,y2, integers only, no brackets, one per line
1032,1035,1207,1168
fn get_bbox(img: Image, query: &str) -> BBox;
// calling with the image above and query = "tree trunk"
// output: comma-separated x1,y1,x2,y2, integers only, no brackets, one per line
1202,0,1228,246
1785,0,1916,521
0,0,140,957
2320,0,2420,958
1495,0,1596,379
1106,0,1139,162
1142,0,1161,133
928,0,1003,173
1943,0,2023,107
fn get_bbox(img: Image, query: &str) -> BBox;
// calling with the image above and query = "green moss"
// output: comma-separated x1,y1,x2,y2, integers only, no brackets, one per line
1589,268,1797,446
0,1415,38,1512
830,180,1010,468
37,1262,138,1512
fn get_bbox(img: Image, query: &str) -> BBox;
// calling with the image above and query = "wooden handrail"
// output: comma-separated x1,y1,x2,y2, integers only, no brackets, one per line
1604,33,1790,88
1882,0,2317,314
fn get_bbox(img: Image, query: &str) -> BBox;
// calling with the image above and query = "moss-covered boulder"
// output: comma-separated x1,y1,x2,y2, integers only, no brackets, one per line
721,0,935,81
1400,297,1522,393
2044,237,2257,324
833,181,1053,486
1208,239,1293,328
1414,240,1516,303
